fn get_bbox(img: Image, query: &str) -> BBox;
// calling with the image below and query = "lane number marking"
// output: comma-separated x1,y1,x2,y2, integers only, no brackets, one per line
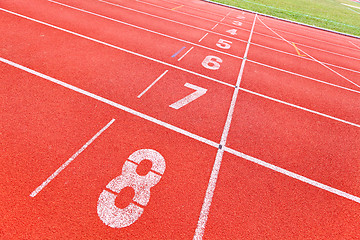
97,149,166,228
216,39,232,49
232,21,242,26
226,29,237,35
202,55,223,70
169,83,207,109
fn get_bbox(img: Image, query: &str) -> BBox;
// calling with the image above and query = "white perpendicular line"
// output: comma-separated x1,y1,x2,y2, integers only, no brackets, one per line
137,70,168,98
0,7,234,88
0,57,219,149
47,0,242,61
256,16,360,90
30,119,116,197
193,14,258,240
239,87,360,128
224,146,360,204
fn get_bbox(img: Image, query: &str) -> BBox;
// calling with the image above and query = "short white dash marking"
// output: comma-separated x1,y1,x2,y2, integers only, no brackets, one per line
198,33,208,42
349,41,360,50
137,70,168,98
211,23,219,30
178,47,194,61
30,119,115,197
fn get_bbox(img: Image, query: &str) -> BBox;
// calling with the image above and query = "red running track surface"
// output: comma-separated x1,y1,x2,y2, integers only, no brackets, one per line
0,0,360,239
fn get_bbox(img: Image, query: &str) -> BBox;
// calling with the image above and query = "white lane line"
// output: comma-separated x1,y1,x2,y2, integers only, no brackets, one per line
349,41,360,50
224,146,360,204
257,16,360,90
30,119,116,197
0,57,219,149
137,70,168,98
99,0,247,44
47,0,242,61
193,14,258,240
342,3,360,10
198,33,208,42
247,60,360,95
178,46,194,61
239,87,360,128
0,7,234,88
3,57,360,207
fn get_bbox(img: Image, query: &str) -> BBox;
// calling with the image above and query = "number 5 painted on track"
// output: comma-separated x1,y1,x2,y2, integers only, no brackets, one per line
169,83,207,110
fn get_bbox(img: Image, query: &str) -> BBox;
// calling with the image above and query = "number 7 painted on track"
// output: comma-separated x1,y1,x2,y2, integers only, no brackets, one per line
169,83,207,109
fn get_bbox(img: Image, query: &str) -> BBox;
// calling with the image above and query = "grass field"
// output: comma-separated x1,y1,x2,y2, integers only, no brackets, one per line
209,0,360,37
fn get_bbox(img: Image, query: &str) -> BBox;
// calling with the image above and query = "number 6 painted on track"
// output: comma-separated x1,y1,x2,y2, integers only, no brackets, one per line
202,55,223,70
97,149,166,228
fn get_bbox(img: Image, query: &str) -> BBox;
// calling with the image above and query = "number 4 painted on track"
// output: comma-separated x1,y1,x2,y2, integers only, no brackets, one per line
169,83,207,110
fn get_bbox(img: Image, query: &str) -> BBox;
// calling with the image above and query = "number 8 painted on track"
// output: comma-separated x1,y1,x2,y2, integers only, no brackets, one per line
97,149,166,228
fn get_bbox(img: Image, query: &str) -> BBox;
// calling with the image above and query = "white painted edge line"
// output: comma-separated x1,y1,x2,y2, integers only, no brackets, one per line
257,16,360,90
247,60,360,95
224,146,360,204
137,70,168,98
47,0,242,61
98,0,248,44
178,46,194,61
193,13,258,240
342,3,360,10
349,41,360,50
198,33,208,42
0,57,219,148
0,7,234,88
239,87,360,128
30,119,116,197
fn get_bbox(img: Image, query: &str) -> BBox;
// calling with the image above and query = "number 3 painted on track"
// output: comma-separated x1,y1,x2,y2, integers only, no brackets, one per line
97,149,166,228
